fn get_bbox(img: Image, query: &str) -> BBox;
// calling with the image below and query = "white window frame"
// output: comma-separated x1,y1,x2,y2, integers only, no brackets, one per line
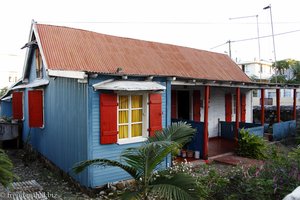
117,92,149,145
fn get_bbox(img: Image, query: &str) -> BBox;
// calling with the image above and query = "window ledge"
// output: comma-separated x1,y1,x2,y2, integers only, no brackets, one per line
117,137,147,145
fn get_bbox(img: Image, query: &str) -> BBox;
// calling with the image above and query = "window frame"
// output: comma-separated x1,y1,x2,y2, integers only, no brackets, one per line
117,92,149,145
35,48,43,79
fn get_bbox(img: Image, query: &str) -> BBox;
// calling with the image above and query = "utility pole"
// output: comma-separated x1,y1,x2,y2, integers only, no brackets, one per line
264,4,277,83
228,40,232,58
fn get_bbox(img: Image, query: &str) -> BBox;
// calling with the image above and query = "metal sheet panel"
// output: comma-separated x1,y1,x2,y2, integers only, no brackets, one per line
35,24,251,83
22,76,89,186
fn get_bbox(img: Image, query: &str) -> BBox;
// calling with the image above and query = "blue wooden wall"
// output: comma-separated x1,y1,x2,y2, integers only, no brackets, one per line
220,121,264,139
273,120,296,141
22,48,89,186
88,76,169,187
0,101,12,118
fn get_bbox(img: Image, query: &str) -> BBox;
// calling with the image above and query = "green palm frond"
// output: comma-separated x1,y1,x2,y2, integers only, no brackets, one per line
150,173,200,200
121,190,143,200
148,122,195,146
121,141,178,180
0,149,15,187
72,158,138,180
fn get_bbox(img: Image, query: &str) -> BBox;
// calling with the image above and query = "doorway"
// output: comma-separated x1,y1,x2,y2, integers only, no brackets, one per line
177,91,190,120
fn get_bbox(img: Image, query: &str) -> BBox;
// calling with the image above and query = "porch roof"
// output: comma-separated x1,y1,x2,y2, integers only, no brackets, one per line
93,80,166,91
171,79,300,89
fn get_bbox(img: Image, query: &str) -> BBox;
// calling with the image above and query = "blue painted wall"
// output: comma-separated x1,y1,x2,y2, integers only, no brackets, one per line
88,76,168,187
22,48,89,186
0,101,12,118
273,120,296,141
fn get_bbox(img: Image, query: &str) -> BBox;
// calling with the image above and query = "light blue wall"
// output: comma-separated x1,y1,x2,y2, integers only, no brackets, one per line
22,48,89,186
0,101,12,118
88,76,169,187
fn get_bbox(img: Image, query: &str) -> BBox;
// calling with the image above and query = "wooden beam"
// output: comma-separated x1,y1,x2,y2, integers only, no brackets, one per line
293,89,297,120
203,85,210,160
235,88,241,142
261,89,265,125
276,89,281,123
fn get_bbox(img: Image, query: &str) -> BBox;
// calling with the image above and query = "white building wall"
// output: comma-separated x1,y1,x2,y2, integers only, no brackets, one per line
206,87,252,138
0,54,23,89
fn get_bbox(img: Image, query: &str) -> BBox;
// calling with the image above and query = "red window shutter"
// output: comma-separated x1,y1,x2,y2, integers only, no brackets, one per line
28,90,43,128
193,90,201,122
12,91,23,120
171,90,177,119
100,93,118,144
149,93,162,137
241,94,246,122
225,93,232,122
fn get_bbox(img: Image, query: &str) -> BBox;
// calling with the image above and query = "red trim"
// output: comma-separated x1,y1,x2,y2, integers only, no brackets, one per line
100,93,118,144
293,89,297,120
225,93,232,122
235,88,240,141
276,89,280,123
28,90,43,128
261,89,265,125
203,86,209,160
241,94,246,123
12,91,23,120
149,93,162,137
171,90,177,119
193,90,201,122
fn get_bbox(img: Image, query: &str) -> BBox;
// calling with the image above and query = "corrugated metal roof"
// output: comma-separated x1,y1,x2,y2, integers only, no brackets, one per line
35,23,251,82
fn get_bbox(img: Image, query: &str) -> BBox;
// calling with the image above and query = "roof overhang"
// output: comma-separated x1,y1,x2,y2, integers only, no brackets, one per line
47,69,87,79
93,80,166,91
171,79,300,89
1,95,12,102
12,79,49,90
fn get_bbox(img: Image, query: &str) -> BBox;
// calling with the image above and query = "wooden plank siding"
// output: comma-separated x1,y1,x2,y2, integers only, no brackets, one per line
22,48,89,186
88,77,169,188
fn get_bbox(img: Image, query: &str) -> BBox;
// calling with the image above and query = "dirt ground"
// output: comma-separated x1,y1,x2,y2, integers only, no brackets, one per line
0,149,99,200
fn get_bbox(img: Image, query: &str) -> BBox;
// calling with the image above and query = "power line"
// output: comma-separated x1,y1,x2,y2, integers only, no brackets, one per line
232,29,300,43
40,20,300,25
211,29,300,49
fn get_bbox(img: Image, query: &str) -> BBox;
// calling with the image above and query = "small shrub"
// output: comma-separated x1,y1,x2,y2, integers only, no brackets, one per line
237,129,268,159
0,149,15,187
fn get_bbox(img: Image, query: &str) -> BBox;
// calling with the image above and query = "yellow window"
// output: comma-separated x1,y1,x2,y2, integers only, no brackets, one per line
118,95,143,140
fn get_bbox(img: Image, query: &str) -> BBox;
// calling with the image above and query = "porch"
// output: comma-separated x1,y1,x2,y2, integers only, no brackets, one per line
172,119,265,160
171,81,298,160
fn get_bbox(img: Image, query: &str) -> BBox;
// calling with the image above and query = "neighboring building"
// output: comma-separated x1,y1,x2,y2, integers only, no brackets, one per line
238,60,274,82
6,22,281,188
238,60,299,106
0,54,23,90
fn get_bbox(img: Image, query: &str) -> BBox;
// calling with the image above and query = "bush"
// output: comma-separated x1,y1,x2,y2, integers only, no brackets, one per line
0,149,15,187
236,129,268,159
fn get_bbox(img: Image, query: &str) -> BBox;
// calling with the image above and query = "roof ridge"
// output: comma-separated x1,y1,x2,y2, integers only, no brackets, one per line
35,23,227,57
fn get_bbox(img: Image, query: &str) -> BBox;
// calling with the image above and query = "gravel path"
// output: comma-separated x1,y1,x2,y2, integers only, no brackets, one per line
0,149,101,200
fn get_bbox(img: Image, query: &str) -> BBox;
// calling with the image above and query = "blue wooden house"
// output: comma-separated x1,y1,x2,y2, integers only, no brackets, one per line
10,22,298,188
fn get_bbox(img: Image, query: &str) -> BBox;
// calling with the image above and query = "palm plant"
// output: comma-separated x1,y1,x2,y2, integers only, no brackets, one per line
73,122,199,200
0,149,15,187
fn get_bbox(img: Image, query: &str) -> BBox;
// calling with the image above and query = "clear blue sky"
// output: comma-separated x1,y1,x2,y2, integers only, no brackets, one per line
1,0,300,73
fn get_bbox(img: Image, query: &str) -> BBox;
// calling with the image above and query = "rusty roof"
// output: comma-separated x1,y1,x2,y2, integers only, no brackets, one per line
35,23,251,82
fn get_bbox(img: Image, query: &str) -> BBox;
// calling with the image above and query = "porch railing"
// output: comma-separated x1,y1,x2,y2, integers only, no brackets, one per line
171,119,204,158
220,121,264,140
272,120,296,141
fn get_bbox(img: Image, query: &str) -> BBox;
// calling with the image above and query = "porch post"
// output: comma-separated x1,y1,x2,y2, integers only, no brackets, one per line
276,89,281,123
203,85,210,160
261,89,265,125
293,89,297,120
235,88,240,142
